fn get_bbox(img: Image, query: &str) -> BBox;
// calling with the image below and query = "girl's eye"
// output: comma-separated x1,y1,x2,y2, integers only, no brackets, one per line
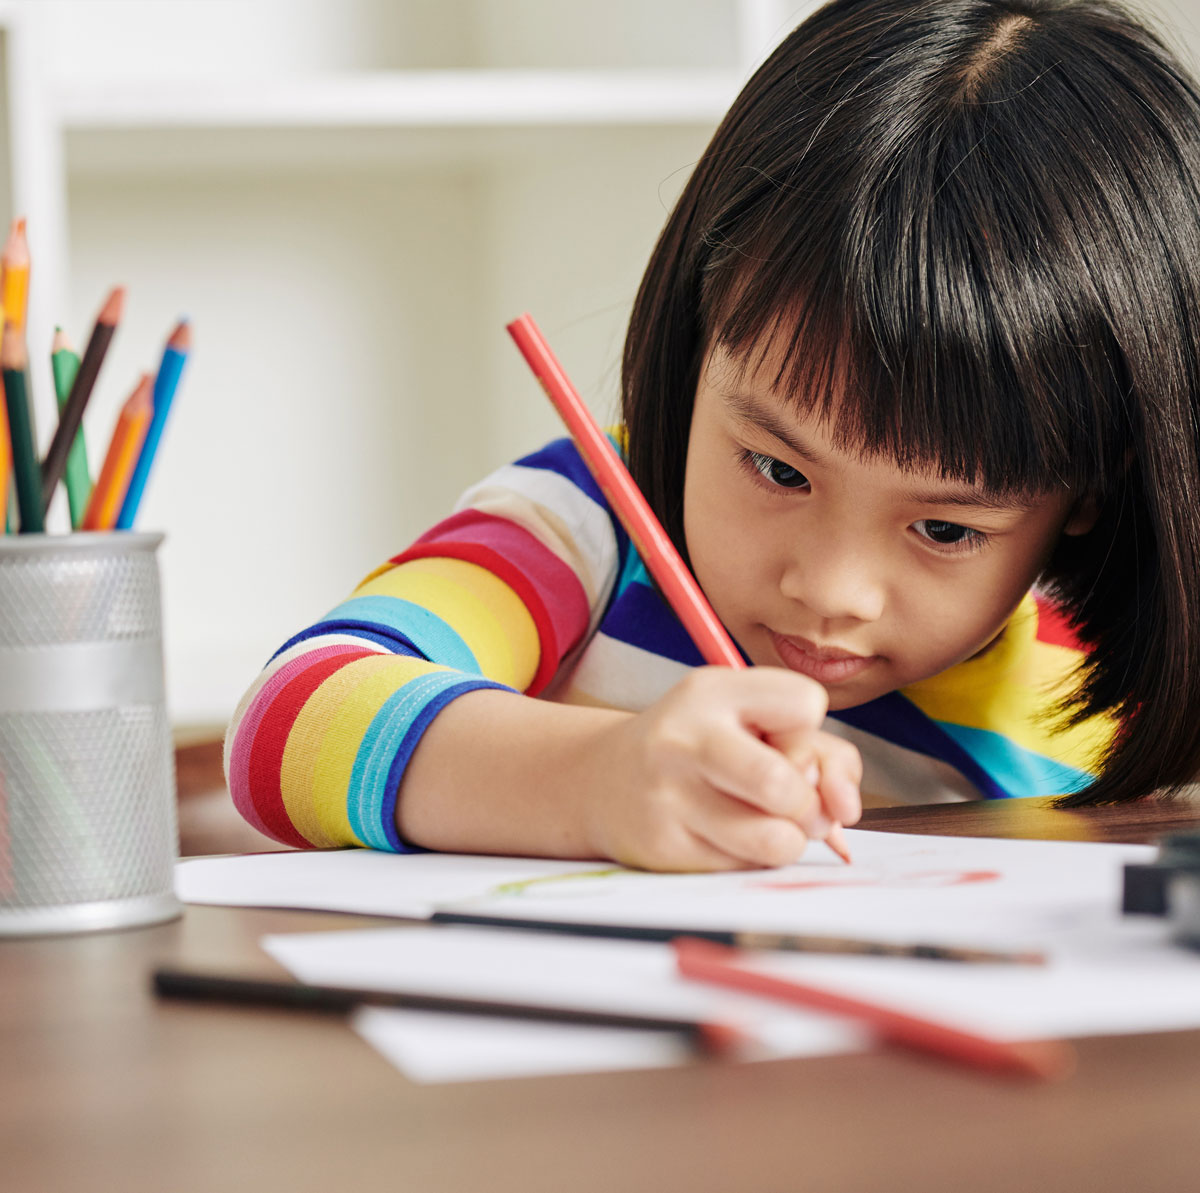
745,450,809,490
914,519,986,552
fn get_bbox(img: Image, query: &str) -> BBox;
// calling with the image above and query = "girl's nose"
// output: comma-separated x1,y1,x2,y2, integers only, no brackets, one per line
779,542,885,624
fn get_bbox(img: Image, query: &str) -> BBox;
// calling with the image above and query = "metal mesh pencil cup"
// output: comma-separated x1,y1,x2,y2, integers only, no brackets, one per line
0,533,181,935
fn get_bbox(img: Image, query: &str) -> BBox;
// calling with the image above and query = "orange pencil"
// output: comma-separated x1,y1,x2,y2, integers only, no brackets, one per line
81,374,152,531
675,937,1075,1080
1,217,29,333
506,313,851,863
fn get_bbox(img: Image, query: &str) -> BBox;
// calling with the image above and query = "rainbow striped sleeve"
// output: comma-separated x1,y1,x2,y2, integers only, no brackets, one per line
224,437,621,850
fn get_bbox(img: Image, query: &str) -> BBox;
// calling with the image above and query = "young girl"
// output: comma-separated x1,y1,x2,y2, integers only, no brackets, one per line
227,0,1200,871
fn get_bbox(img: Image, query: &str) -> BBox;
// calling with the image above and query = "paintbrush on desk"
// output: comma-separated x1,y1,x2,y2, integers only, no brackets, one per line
429,910,1046,964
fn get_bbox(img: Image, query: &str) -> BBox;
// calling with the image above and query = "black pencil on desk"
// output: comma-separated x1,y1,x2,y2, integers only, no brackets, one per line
429,911,1046,965
151,967,743,1056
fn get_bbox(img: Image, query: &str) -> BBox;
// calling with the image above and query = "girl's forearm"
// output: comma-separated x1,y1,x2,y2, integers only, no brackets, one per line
394,688,628,859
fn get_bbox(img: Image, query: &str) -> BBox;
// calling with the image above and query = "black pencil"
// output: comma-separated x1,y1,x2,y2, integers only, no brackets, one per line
152,967,743,1056
429,911,1046,965
41,286,123,513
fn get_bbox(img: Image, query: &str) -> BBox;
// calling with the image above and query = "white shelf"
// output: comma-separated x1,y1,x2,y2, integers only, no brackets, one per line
56,70,742,130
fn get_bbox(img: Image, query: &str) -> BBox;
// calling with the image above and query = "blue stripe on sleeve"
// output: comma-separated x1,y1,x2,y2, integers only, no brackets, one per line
355,674,511,851
513,436,608,510
321,596,481,675
271,623,426,662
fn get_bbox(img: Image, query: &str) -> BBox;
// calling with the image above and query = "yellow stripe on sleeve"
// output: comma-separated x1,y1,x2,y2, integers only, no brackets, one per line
353,557,540,690
280,654,446,847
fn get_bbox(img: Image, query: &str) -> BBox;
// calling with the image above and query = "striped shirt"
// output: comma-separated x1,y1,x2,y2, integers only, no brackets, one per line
225,436,1115,849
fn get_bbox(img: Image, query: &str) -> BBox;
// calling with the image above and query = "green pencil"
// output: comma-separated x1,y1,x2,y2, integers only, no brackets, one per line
51,327,90,529
2,324,42,533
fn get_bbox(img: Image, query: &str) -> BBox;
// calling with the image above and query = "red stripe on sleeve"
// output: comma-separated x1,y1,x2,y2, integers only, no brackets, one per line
391,509,590,696
246,649,375,847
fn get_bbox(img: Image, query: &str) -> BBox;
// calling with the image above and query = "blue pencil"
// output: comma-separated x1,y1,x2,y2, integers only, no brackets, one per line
115,319,190,529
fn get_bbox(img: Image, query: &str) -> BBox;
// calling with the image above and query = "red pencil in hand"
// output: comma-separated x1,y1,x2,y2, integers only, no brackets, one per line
506,313,851,863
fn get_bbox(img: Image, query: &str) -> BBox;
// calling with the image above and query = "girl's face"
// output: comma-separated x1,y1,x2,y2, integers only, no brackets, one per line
683,343,1097,710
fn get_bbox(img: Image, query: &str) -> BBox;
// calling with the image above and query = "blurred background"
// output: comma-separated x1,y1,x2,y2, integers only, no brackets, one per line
1,0,1198,756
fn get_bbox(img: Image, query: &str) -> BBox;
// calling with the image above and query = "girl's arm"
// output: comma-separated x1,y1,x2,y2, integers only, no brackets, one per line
398,670,861,872
225,437,860,867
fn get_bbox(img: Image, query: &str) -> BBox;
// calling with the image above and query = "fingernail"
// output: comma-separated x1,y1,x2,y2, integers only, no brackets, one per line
804,763,820,787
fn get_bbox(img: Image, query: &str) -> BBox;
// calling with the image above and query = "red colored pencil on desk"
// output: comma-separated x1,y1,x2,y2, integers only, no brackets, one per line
674,937,1075,1080
505,313,851,863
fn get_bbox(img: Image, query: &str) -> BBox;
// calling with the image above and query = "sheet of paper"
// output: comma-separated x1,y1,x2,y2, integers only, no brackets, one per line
445,831,1156,951
351,1007,694,1083
262,926,870,1083
176,849,602,918
435,832,1200,1040
179,830,1154,953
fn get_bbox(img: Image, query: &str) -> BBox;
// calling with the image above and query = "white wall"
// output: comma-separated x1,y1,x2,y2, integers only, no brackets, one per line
8,0,1200,731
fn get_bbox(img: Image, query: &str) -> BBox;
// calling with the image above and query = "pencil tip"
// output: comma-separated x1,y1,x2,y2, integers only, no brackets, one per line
825,823,853,865
167,319,191,350
101,286,126,323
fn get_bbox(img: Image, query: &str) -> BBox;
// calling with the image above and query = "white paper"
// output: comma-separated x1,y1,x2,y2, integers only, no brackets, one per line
262,925,870,1083
176,849,603,918
179,830,1154,953
446,831,1156,951
350,1007,694,1084
185,831,1200,1084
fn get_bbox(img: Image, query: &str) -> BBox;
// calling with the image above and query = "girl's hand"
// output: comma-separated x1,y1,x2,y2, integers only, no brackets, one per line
579,666,862,872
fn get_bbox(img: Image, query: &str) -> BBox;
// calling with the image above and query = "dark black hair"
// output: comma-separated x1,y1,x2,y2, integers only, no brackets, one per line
622,0,1200,804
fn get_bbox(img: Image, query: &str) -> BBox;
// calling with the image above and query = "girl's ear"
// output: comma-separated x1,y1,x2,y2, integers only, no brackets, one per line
1063,493,1102,537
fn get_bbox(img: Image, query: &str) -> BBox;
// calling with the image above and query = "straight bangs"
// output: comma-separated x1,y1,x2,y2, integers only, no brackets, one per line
696,75,1138,503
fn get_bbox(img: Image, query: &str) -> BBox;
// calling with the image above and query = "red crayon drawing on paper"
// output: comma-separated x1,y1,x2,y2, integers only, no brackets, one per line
749,869,1002,892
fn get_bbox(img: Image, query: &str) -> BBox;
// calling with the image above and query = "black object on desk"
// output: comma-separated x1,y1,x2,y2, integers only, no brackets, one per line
1122,831,1200,915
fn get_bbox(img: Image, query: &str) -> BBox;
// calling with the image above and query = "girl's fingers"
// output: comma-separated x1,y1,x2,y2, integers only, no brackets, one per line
693,724,821,821
684,784,811,869
673,830,763,873
809,733,864,826
681,666,829,736
767,727,863,828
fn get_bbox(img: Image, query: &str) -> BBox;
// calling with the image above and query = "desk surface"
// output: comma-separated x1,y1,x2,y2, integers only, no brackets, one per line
5,798,1200,1193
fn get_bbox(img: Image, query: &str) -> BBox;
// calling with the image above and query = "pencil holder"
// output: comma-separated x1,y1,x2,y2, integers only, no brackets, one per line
0,533,181,936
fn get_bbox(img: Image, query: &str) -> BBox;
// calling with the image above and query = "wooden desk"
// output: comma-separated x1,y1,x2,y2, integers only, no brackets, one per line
5,799,1200,1193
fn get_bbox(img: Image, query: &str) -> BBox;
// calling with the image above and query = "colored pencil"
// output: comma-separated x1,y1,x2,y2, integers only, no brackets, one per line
1,217,30,333
505,313,851,863
1,325,42,533
42,286,124,514
0,378,10,531
0,217,29,534
674,937,1075,1080
81,374,152,531
115,319,189,529
429,911,1047,964
50,328,91,529
152,967,743,1057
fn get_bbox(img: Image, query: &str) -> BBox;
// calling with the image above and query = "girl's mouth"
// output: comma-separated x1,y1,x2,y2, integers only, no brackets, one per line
768,630,879,684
